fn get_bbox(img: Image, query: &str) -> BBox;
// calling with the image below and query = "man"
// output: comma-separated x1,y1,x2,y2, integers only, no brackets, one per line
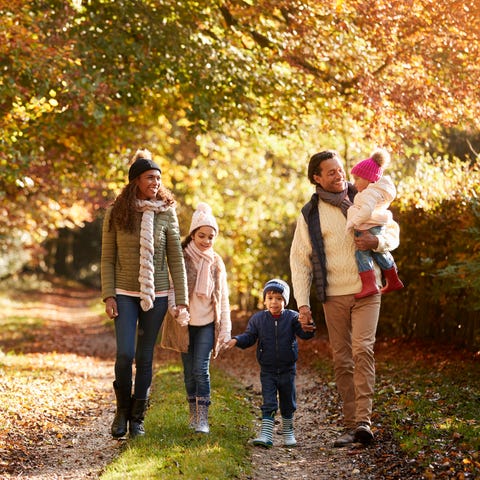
289,149,400,447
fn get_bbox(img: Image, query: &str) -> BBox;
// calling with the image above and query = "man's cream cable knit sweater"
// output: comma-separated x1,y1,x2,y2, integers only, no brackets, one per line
290,201,400,307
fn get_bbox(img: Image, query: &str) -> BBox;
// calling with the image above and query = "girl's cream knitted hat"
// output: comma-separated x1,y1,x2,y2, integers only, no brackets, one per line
189,202,218,234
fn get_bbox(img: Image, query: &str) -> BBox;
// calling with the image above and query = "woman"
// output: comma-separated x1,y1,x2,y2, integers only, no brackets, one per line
101,148,188,438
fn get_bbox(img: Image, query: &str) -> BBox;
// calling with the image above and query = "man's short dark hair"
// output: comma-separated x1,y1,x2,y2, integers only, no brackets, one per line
307,150,340,185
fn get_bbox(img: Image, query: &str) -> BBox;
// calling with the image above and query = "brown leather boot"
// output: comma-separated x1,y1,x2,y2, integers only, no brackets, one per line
333,428,355,448
354,422,374,445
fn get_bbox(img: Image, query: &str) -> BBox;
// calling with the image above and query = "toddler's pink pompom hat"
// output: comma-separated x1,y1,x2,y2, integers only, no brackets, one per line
189,202,219,234
351,148,391,183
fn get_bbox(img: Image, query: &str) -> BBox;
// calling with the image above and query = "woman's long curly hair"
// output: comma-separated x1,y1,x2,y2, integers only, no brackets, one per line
109,148,176,233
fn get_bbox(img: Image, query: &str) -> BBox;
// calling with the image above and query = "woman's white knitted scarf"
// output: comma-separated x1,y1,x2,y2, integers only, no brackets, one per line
135,199,169,311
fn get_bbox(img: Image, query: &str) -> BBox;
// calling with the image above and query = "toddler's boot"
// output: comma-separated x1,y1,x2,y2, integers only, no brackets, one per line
355,270,380,299
252,415,274,448
195,396,210,434
380,265,404,294
282,416,297,447
187,396,197,429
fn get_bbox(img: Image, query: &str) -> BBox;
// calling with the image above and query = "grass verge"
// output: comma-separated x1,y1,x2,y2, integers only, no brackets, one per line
100,363,254,480
312,345,480,478
375,352,479,477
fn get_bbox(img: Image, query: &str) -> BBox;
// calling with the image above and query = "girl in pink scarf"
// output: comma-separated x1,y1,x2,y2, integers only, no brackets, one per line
175,202,231,434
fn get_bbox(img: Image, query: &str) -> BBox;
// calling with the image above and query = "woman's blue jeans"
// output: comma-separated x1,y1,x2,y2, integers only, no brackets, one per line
181,323,215,398
114,295,167,399
355,226,395,272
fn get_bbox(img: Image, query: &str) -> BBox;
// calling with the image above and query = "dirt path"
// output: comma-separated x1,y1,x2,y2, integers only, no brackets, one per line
215,315,413,480
0,286,122,480
0,284,415,479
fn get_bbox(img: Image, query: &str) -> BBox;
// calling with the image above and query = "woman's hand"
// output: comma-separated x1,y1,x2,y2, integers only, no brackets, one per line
105,297,118,319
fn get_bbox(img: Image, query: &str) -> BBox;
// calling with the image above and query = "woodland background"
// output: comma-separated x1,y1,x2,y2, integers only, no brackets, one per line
1,0,479,348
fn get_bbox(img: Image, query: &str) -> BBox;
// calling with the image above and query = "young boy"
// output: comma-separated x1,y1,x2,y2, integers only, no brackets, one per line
224,279,315,448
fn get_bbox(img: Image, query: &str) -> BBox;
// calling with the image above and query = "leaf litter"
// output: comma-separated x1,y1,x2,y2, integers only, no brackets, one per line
0,280,478,479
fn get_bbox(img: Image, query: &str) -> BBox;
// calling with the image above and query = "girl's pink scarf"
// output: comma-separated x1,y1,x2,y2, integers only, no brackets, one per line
185,242,215,298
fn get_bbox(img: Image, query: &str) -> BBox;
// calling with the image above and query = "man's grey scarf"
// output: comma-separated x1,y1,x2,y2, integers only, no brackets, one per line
315,184,356,217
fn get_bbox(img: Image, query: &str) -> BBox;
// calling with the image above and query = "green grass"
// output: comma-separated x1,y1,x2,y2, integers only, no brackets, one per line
315,356,480,478
312,352,480,476
0,316,43,352
375,359,480,458
100,363,255,480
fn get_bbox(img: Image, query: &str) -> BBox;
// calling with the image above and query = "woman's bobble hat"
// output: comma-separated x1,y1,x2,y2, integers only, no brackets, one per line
351,148,391,183
263,279,290,305
128,158,161,181
189,202,219,234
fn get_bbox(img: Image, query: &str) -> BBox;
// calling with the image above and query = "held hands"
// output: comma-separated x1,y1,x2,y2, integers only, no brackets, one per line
176,307,190,327
169,305,190,327
298,305,316,332
214,336,235,356
220,338,237,352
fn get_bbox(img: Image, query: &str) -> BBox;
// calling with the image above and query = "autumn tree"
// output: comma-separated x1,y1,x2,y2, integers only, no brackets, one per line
1,0,479,280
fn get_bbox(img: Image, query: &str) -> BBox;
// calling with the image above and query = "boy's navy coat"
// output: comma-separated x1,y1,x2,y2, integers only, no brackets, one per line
233,309,314,373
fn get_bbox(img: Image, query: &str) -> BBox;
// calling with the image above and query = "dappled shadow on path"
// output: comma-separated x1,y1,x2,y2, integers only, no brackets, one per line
0,278,120,479
1,289,115,359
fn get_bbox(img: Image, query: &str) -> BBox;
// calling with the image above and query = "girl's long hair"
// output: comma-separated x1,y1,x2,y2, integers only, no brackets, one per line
181,231,195,249
109,149,175,233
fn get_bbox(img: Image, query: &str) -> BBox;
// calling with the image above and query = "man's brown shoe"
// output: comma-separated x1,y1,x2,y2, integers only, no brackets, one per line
333,429,355,448
354,423,374,445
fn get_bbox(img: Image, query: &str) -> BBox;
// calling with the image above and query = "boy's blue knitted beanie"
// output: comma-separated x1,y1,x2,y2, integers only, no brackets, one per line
263,279,290,305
